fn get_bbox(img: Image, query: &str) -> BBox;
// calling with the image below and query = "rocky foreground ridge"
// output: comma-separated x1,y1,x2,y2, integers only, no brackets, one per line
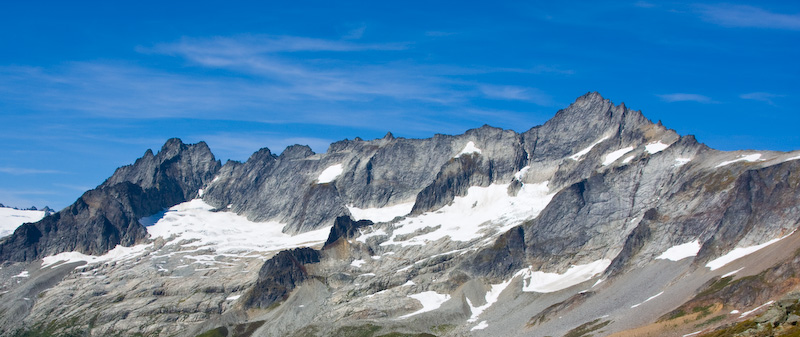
1,92,800,337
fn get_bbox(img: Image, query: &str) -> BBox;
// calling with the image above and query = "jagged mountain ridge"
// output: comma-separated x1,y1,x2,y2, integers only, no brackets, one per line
1,92,799,337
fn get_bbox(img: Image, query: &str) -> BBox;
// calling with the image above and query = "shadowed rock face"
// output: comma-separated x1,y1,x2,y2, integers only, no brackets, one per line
324,216,374,249
0,139,220,262
244,247,321,309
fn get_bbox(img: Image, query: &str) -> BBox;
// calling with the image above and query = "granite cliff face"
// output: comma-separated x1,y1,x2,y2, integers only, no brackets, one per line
0,139,220,261
1,92,799,337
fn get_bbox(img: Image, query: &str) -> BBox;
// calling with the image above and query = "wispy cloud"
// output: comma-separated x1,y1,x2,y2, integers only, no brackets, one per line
740,92,784,105
657,93,717,104
634,1,656,9
479,85,555,106
0,167,62,175
342,24,367,40
0,34,568,136
696,4,800,30
425,31,459,37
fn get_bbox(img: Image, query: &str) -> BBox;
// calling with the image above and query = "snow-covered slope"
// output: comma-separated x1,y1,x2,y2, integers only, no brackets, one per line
2,92,800,337
0,207,45,238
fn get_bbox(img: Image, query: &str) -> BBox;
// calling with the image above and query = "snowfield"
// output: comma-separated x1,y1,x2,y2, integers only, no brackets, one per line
0,207,46,238
317,164,344,183
347,202,415,223
455,141,482,158
569,136,609,161
657,240,701,261
380,181,555,246
43,199,331,268
517,259,611,293
398,291,451,319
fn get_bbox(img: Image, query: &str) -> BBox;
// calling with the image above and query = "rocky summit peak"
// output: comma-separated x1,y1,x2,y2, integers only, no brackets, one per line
2,93,797,337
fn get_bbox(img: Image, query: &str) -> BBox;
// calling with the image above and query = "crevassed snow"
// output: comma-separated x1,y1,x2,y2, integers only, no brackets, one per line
602,146,635,166
645,141,670,154
348,202,415,223
455,141,482,158
467,278,513,322
317,164,344,184
656,240,701,261
144,199,331,255
42,244,151,269
517,259,611,293
706,233,791,271
398,291,451,319
471,321,489,331
380,182,554,247
674,157,692,167
0,207,46,238
715,153,762,168
350,259,366,268
569,136,609,161
630,291,664,308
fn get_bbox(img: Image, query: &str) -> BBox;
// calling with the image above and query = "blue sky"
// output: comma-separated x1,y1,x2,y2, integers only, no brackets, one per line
0,1,798,209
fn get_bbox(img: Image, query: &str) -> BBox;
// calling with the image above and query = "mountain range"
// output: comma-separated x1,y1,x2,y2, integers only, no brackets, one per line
2,92,800,337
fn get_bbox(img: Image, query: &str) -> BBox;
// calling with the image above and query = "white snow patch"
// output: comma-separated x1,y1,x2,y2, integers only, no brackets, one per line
783,154,800,163
514,166,531,181
656,240,701,261
226,295,241,301
622,156,635,164
42,244,151,269
592,278,605,288
380,182,555,246
12,270,29,278
197,188,205,197
569,136,609,161
722,267,744,278
602,146,635,166
674,157,692,167
739,300,773,318
348,202,414,223
715,153,762,168
471,321,489,331
402,280,416,286
467,278,513,322
706,233,791,271
683,331,703,337
351,259,366,268
455,141,482,158
517,259,611,293
631,291,664,308
398,291,451,319
730,310,740,314
141,199,330,256
317,164,344,184
359,273,376,277
0,207,46,238
645,141,670,154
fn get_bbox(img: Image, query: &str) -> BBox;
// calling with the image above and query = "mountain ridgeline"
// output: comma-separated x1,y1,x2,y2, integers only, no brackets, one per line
2,92,800,337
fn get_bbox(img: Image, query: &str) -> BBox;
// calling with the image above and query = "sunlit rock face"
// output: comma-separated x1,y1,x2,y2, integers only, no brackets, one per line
2,92,800,337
